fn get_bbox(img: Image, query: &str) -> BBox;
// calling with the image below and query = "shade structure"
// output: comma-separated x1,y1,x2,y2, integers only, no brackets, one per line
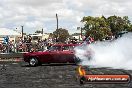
30,33,42,37
0,28,21,37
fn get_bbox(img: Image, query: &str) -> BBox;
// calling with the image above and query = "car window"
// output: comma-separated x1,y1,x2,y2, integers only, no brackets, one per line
62,46,69,51
62,45,76,51
49,45,61,51
69,46,76,51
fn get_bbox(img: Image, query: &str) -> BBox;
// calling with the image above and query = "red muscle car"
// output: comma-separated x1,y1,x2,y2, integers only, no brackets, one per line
23,44,80,66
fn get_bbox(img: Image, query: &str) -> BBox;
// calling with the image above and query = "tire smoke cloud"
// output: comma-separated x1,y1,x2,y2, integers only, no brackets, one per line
75,33,132,70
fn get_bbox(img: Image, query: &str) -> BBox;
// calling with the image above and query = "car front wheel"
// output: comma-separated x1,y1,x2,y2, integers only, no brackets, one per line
29,57,38,66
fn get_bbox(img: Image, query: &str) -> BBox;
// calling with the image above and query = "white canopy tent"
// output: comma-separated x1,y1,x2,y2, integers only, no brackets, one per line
0,28,21,37
0,28,21,44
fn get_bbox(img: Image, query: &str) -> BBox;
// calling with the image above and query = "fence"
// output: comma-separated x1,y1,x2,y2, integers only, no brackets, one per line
0,42,48,53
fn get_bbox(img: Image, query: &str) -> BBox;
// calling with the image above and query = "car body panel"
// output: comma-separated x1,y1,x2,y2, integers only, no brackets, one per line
23,44,79,64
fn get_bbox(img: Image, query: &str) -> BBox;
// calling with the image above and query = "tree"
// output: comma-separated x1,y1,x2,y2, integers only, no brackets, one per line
107,16,131,34
35,30,42,34
81,15,132,41
53,28,70,43
49,33,53,38
81,16,111,40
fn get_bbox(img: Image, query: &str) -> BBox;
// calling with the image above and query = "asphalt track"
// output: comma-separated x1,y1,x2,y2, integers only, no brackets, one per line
0,60,132,88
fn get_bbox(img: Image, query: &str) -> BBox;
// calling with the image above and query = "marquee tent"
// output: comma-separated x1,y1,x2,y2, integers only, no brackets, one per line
0,28,21,37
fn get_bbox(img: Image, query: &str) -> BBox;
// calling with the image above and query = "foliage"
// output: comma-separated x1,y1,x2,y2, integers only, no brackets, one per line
49,33,53,38
53,28,70,43
35,30,42,34
81,15,132,40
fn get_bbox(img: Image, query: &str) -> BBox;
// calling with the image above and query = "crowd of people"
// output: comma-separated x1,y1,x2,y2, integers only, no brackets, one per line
0,36,85,53
0,34,119,53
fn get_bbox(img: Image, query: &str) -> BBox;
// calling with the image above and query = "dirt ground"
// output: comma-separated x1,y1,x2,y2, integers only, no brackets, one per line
0,61,132,88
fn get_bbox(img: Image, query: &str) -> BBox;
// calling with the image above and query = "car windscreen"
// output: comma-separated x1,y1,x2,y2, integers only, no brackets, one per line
48,45,61,51
62,45,76,51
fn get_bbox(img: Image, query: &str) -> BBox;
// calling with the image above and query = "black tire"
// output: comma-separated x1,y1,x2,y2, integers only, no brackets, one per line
29,57,38,67
38,62,42,66
74,56,81,65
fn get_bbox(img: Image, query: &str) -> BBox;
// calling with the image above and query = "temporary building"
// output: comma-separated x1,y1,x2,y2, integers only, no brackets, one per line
0,28,21,37
0,28,21,43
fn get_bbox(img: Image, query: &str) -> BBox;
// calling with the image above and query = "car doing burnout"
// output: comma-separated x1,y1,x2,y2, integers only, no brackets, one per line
23,44,80,66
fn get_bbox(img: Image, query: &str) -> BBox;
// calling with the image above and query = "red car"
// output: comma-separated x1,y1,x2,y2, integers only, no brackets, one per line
23,44,80,66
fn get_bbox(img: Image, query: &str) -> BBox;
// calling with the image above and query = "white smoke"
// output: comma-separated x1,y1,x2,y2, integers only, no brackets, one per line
75,33,132,70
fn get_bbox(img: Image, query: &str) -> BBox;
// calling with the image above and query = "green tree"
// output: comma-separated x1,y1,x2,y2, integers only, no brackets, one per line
49,33,53,38
35,30,42,34
81,15,132,40
107,16,131,34
122,16,132,32
53,28,70,43
81,16,111,40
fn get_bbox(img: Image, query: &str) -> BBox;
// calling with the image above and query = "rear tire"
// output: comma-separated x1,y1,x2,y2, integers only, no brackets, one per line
74,56,81,65
29,57,38,67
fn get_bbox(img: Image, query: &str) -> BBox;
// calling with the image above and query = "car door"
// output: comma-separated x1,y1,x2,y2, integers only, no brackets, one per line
49,45,62,63
40,51,53,63
60,45,75,63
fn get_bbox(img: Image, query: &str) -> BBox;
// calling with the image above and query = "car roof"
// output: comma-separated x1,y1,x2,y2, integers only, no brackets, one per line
52,44,79,46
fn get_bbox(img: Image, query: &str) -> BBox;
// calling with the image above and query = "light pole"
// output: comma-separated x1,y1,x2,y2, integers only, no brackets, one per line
42,28,43,40
21,26,24,39
56,13,59,42
42,28,43,35
56,13,58,30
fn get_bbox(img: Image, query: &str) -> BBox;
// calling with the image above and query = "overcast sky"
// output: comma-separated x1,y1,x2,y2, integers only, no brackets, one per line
0,0,132,34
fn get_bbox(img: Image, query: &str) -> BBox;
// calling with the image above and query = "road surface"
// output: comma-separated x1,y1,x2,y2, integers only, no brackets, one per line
0,61,132,88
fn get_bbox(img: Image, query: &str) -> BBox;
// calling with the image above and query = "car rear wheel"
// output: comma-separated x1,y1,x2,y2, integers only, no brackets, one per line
29,57,38,66
74,56,81,65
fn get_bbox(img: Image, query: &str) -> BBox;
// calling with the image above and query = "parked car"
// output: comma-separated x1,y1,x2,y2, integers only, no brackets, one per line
23,44,80,66
115,31,128,39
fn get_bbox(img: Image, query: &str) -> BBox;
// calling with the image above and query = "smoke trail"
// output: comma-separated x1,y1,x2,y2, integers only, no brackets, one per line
75,33,132,70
